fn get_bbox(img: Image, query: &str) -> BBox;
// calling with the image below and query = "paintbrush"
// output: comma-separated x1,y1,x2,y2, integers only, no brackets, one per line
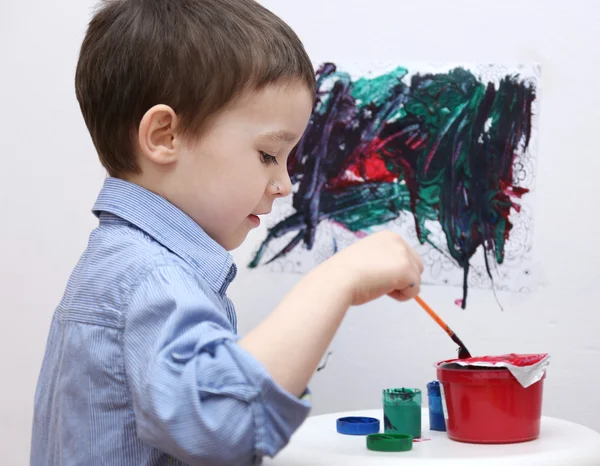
414,295,472,359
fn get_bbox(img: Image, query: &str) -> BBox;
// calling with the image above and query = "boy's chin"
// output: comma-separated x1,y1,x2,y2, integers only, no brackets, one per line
218,230,251,252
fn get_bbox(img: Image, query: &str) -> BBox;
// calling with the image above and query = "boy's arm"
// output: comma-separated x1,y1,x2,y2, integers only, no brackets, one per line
239,260,351,398
123,263,309,466
239,230,422,398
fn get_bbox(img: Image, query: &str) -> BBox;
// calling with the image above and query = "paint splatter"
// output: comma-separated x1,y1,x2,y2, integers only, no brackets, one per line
316,351,333,372
249,62,536,309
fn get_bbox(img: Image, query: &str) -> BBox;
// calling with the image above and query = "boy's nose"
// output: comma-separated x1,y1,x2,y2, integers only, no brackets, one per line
277,172,292,197
270,171,292,197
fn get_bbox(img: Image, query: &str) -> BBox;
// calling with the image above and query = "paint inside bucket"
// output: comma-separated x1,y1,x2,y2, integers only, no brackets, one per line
436,354,548,444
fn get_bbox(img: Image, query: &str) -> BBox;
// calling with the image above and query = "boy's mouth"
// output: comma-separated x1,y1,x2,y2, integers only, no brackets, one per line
247,214,261,227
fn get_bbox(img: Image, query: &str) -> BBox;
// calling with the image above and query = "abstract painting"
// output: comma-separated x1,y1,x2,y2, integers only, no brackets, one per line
248,62,540,308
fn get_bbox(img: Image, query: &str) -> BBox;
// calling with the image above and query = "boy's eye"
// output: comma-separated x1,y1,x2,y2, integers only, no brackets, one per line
260,151,279,165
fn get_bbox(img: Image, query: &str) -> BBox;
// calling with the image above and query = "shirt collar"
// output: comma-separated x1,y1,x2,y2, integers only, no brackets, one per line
92,177,236,294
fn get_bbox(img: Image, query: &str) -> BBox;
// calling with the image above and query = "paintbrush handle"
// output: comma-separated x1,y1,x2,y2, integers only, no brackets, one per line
414,295,455,337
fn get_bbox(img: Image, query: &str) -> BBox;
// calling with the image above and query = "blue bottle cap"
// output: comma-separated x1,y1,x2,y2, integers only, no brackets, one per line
336,416,380,435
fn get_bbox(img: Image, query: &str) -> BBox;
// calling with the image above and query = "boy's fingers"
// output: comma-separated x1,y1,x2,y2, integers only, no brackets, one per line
394,254,422,301
390,255,421,301
389,281,420,301
407,255,423,283
395,234,423,273
389,289,411,301
402,280,421,300
388,291,409,301
408,247,424,274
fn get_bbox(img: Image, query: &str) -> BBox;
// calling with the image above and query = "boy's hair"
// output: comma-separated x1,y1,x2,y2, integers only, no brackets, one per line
75,0,316,177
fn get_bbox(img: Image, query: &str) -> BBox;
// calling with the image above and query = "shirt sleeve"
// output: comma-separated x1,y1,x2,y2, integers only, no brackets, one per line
122,263,311,466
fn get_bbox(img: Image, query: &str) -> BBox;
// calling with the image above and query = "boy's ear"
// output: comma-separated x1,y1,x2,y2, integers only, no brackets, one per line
138,105,179,166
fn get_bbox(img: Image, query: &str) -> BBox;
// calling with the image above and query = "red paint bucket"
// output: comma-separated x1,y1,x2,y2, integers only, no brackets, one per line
436,365,546,444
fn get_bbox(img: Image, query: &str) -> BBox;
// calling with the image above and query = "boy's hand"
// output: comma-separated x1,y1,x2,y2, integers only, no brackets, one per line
327,230,424,306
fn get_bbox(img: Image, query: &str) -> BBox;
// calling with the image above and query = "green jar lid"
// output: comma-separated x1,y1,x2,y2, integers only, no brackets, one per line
366,433,413,452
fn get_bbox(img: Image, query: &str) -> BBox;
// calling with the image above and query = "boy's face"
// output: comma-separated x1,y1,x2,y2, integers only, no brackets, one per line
148,80,313,251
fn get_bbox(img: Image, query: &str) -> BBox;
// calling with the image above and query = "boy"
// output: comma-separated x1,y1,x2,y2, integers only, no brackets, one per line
31,0,423,465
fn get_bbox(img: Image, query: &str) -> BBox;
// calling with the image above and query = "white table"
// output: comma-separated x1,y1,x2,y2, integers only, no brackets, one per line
264,409,600,465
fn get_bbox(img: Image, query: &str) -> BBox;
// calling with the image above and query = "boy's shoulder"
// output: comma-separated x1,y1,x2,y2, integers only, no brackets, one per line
57,177,235,328
60,214,194,325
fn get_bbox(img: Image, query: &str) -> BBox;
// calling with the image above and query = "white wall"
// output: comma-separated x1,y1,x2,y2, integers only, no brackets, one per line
1,0,599,464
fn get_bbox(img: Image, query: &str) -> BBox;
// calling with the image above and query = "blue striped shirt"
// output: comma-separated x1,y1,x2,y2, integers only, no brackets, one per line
31,177,311,466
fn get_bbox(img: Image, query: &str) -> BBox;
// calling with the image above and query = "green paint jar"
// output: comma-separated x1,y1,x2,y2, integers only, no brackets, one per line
383,388,422,438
